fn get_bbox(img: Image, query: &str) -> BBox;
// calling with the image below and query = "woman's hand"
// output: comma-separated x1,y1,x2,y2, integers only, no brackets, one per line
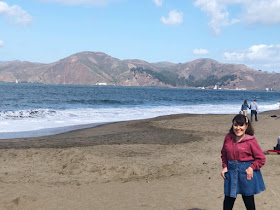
221,167,228,179
246,167,254,180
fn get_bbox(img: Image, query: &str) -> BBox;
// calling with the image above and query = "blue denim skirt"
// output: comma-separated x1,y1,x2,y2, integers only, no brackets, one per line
224,160,266,198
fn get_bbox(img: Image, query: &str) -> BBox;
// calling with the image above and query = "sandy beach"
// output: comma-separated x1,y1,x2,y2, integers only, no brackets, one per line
1,111,280,210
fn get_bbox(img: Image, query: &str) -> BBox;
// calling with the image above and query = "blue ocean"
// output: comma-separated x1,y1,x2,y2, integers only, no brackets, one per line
0,82,279,139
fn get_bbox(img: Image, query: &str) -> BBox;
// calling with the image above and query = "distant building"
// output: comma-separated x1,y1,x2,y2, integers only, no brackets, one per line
96,82,107,86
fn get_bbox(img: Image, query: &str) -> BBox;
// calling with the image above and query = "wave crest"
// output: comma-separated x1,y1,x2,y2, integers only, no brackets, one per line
0,109,56,119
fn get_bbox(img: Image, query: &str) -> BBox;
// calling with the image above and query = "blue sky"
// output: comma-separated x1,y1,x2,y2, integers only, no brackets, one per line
1,0,280,72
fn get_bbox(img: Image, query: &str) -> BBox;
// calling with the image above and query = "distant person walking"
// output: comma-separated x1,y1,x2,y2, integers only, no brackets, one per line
250,99,259,121
241,100,249,116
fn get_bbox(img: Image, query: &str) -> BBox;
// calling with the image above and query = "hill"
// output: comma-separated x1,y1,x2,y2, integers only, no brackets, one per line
0,51,280,90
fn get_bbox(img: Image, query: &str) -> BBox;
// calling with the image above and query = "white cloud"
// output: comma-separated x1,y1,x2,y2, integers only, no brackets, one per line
194,0,240,35
39,0,122,6
223,44,280,70
153,0,163,7
224,44,280,62
193,48,209,55
161,10,183,26
243,0,280,25
194,0,280,34
0,40,4,47
0,1,32,26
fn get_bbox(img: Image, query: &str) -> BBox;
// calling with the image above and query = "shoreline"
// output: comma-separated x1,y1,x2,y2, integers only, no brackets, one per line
0,122,107,140
1,111,280,209
1,109,280,142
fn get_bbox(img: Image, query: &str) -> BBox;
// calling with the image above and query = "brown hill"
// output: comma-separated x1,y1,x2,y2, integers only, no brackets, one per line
174,58,279,90
1,51,280,90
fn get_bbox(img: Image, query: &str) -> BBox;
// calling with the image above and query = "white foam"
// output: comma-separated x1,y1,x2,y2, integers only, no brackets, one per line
0,103,279,139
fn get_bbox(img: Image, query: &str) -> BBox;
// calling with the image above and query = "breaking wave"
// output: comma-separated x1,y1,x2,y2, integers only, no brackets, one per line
0,109,56,119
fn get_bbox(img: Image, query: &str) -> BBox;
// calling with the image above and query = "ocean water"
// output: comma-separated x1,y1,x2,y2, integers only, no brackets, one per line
0,82,279,139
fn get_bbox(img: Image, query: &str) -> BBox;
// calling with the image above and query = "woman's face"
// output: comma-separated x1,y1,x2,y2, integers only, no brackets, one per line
232,120,247,140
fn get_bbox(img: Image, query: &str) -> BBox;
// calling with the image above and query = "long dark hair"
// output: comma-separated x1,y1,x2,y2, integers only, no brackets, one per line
244,100,248,106
229,114,254,135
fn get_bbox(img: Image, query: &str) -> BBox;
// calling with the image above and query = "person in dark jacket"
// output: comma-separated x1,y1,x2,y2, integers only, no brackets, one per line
241,100,249,116
274,136,280,151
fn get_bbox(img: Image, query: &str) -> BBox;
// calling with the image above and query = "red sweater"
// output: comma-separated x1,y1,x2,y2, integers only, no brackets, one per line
221,133,266,170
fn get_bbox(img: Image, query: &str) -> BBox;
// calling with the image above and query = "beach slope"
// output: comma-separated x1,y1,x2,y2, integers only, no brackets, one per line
1,111,280,209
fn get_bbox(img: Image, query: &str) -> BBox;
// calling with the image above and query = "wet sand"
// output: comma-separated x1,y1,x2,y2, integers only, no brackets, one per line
1,111,280,209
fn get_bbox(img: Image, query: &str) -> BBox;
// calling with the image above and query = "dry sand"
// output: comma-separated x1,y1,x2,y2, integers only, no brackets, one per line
1,111,280,210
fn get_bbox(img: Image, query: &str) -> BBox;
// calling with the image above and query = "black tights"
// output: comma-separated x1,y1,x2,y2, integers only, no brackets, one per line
223,195,255,210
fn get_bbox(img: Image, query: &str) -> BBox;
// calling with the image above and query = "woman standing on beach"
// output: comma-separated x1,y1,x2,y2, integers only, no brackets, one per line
241,100,249,116
221,114,266,210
